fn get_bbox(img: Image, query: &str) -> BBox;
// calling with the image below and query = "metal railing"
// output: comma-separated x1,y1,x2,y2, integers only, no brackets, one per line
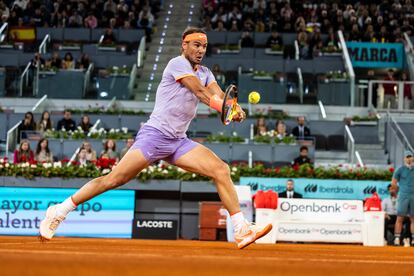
403,32,414,80
68,147,80,166
83,63,94,97
297,67,303,103
137,36,146,67
128,64,138,93
318,100,327,119
6,122,21,158
0,23,7,43
294,40,299,60
345,125,364,167
366,79,414,110
384,112,414,168
19,62,32,97
338,30,355,107
32,95,48,113
106,96,117,110
87,119,101,138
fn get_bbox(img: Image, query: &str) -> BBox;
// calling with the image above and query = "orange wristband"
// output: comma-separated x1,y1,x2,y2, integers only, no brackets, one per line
209,94,223,112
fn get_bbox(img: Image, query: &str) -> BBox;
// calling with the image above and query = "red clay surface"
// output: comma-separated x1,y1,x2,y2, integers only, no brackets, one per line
1,236,414,275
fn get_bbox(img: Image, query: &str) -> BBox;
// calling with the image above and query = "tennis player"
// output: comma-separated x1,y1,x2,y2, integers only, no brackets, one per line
39,27,272,249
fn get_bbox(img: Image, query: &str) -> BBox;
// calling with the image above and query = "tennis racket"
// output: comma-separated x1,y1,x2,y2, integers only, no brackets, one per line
221,84,238,125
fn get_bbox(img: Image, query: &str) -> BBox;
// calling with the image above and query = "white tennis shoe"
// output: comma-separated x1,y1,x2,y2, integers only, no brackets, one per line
39,205,65,241
234,220,272,249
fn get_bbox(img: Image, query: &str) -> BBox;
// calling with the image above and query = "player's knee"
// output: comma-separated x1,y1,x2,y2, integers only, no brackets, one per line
212,162,230,180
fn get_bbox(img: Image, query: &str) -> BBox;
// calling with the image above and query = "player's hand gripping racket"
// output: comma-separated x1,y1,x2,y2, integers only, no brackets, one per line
221,84,239,125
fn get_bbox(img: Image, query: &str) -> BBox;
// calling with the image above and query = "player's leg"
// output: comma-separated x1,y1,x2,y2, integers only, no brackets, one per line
394,196,409,246
39,149,150,240
72,149,150,204
172,143,272,249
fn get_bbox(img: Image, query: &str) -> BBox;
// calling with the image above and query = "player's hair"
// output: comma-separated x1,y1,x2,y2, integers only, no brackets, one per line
181,27,206,41
300,146,308,152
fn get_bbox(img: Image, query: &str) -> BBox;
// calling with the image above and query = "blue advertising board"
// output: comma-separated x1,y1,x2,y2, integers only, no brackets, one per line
346,42,405,69
0,187,135,238
240,177,390,200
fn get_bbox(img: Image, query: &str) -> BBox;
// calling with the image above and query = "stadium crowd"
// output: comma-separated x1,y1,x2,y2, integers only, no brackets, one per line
0,0,159,29
202,0,414,40
14,109,132,165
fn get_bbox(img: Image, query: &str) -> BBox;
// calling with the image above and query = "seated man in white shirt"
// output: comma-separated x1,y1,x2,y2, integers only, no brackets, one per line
382,184,411,245
382,184,398,244
278,179,303,199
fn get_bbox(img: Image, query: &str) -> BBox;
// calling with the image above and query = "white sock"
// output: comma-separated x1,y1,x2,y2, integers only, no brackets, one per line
56,196,77,216
231,211,246,232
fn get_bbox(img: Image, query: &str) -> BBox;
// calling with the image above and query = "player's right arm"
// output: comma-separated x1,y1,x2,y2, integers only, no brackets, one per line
391,168,400,189
180,76,218,107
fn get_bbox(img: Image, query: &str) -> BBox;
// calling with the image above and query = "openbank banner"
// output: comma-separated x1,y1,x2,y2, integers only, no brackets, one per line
276,222,362,243
0,187,135,238
240,177,389,200
277,198,363,222
346,42,404,68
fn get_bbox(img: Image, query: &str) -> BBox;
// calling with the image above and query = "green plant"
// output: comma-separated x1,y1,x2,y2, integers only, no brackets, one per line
43,127,132,140
270,45,283,51
352,115,379,122
206,132,245,143
0,160,394,181
326,70,349,80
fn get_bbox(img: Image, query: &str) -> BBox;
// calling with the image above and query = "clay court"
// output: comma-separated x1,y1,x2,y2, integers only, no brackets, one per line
1,236,414,275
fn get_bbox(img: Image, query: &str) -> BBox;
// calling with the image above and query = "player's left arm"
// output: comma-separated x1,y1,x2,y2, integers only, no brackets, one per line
206,82,246,122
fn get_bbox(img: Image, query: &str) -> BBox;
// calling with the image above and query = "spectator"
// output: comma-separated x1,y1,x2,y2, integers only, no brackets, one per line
30,52,45,70
401,72,412,110
68,10,83,27
211,64,225,89
78,54,91,69
391,150,414,246
240,31,254,48
383,69,397,109
291,116,311,139
100,139,120,161
79,115,93,132
297,31,310,59
102,28,116,44
138,5,154,41
278,179,303,199
57,109,76,131
275,120,287,138
254,117,267,136
47,52,62,69
36,111,52,132
214,20,226,32
84,11,97,29
62,52,75,70
292,146,312,166
13,139,34,164
383,184,398,244
17,111,36,141
77,148,89,167
35,138,53,163
266,30,283,49
120,137,135,160
81,141,97,162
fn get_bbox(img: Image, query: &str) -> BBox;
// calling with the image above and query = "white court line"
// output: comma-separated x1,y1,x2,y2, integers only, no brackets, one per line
0,248,414,265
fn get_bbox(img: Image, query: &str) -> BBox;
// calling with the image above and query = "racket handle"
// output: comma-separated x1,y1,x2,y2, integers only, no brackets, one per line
209,94,223,112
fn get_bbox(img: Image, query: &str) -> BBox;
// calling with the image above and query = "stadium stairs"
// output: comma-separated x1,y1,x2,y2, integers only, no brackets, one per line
134,0,202,101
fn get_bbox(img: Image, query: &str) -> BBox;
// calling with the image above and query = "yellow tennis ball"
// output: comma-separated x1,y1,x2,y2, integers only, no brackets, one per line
248,91,260,104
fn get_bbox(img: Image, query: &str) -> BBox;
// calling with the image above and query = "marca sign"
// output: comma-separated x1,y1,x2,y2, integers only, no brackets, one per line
277,198,364,222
